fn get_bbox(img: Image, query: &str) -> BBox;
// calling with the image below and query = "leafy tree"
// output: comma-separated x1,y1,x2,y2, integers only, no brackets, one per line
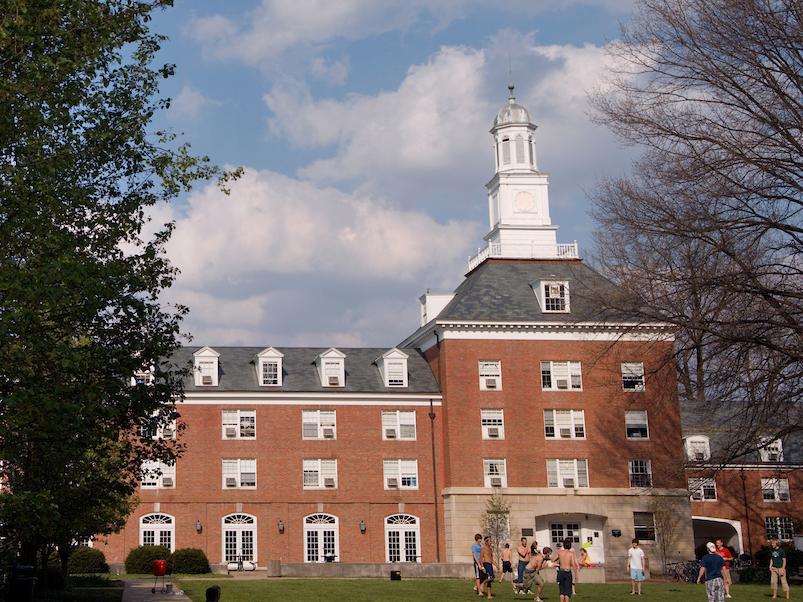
0,0,239,572
588,0,802,455
480,491,510,566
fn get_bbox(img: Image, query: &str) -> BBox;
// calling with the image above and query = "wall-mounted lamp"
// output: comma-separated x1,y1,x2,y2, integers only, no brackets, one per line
195,520,203,534
277,520,285,534
359,520,366,534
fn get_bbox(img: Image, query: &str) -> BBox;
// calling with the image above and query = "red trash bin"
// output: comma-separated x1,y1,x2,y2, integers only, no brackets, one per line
152,559,167,576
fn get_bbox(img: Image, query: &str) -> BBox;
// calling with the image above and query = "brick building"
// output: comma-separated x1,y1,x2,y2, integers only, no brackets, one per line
101,85,711,576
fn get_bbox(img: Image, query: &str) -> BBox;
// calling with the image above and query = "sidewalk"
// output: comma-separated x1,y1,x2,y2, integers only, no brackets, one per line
122,578,191,601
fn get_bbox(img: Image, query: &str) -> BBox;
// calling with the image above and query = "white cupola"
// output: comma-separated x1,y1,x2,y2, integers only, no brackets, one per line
468,83,578,270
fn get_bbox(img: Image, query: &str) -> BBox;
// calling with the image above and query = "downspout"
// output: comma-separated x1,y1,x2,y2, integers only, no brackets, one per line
429,397,440,562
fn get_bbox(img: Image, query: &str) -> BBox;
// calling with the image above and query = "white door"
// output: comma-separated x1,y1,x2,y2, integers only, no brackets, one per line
304,514,339,562
139,513,175,552
222,514,256,563
386,515,421,562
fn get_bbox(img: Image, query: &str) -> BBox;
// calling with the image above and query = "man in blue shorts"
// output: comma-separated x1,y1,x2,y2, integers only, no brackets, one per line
556,538,579,601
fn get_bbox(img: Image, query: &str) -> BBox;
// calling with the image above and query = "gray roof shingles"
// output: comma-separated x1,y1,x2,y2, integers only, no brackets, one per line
436,260,638,323
175,347,440,394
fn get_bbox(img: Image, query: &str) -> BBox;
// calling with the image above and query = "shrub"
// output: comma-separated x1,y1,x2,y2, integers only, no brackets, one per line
171,548,210,574
34,566,66,591
755,542,802,575
124,545,172,575
68,547,108,574
737,566,770,583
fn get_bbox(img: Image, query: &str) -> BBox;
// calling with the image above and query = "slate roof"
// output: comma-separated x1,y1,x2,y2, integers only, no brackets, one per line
174,347,440,394
436,259,641,323
680,399,803,464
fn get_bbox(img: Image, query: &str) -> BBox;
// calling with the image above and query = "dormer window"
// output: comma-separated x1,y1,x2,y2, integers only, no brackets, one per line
758,438,784,462
132,368,154,386
193,346,220,387
684,436,711,462
542,281,569,312
377,349,408,388
255,347,283,387
316,348,346,388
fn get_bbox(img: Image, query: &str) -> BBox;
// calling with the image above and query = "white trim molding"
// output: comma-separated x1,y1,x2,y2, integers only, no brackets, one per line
181,392,441,406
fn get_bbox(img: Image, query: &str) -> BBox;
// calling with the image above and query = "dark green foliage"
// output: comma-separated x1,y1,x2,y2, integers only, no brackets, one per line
171,548,209,574
124,546,171,575
68,548,108,575
755,543,802,575
35,566,67,591
736,566,770,584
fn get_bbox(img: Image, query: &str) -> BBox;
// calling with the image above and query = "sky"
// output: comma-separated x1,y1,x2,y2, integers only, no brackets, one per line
149,0,639,347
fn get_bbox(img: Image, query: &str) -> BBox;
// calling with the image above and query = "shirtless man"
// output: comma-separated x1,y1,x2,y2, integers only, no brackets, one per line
501,543,513,583
479,536,499,599
520,544,550,601
516,537,531,586
557,539,579,602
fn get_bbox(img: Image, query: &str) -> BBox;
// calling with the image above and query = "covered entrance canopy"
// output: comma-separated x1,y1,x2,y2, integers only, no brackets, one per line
692,516,743,555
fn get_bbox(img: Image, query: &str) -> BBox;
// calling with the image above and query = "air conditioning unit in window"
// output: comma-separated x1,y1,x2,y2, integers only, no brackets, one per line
387,478,399,488
328,376,340,386
694,452,706,461
563,478,575,488
487,427,500,439
690,491,702,501
161,427,174,439
322,428,335,439
161,477,173,487
559,428,572,438
549,284,562,296
225,426,237,438
324,478,336,488
556,378,569,389
385,428,397,439
767,452,780,462
490,477,503,488
225,477,237,488
202,375,213,385
779,491,790,501
484,378,498,390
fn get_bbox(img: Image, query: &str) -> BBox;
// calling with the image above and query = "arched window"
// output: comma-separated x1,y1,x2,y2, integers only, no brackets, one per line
304,514,339,563
501,137,511,165
515,134,525,164
385,514,421,563
139,513,175,552
222,513,256,563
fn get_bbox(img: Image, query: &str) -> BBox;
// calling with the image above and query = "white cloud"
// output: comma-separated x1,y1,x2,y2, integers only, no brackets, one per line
161,168,476,345
169,84,222,120
309,56,350,85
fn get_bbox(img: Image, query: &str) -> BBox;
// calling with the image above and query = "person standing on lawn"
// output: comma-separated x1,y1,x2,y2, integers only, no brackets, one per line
627,538,647,595
557,538,579,602
480,535,499,599
472,533,485,596
769,539,790,600
698,541,726,602
501,543,514,583
516,537,531,587
714,538,733,598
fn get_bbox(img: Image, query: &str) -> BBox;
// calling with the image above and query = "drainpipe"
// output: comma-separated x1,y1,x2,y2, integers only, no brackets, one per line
740,468,753,557
430,396,441,562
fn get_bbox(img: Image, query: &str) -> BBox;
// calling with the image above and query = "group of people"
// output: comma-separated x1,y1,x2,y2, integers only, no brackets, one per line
698,538,790,601
471,534,592,601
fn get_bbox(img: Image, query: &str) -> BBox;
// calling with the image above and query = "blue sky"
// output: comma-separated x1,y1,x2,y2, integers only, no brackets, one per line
148,0,638,347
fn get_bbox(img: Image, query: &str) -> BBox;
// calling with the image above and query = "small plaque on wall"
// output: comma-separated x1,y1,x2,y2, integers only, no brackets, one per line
521,528,534,537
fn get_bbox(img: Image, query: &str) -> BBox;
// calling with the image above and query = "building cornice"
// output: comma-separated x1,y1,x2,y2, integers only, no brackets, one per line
180,391,442,406
685,464,803,471
441,487,690,497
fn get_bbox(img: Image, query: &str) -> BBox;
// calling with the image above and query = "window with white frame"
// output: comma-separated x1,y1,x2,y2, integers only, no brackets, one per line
541,281,570,312
544,409,586,439
140,415,177,441
685,436,711,461
222,410,256,439
762,478,791,502
382,410,416,440
222,514,256,563
622,362,645,391
628,459,653,488
758,438,784,462
541,361,582,390
303,459,338,489
625,410,649,439
379,349,409,387
302,410,337,440
483,458,507,488
479,361,502,390
688,477,717,501
304,514,339,563
193,346,219,386
550,523,580,548
132,370,154,386
140,461,176,489
261,361,279,385
222,458,256,489
140,513,175,551
385,514,420,563
383,459,419,489
546,459,589,488
255,346,283,386
481,409,505,439
765,516,794,541
634,512,656,541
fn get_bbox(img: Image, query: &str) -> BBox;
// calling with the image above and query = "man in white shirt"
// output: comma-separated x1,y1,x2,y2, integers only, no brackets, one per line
627,539,647,595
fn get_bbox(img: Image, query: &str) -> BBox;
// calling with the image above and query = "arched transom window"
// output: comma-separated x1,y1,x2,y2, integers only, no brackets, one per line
385,514,421,563
222,513,256,564
139,513,175,552
304,514,339,563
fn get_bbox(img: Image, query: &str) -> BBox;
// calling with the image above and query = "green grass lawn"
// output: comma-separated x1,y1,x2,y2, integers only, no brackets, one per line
177,579,792,601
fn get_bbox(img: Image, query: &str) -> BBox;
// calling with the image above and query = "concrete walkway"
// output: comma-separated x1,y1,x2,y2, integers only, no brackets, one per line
122,578,191,601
